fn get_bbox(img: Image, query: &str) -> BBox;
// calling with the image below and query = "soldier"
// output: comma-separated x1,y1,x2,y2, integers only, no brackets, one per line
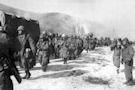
0,26,13,90
72,35,77,59
17,25,36,79
67,35,76,60
121,38,134,85
110,39,117,51
48,33,55,59
74,36,83,58
54,34,64,59
78,37,84,56
84,36,90,53
37,32,50,72
49,33,56,58
53,34,59,59
74,36,79,58
89,34,96,51
60,35,69,64
113,39,121,74
55,37,61,58
100,37,104,46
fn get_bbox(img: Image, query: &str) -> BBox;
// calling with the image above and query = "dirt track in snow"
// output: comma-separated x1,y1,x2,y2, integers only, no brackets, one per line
13,47,135,90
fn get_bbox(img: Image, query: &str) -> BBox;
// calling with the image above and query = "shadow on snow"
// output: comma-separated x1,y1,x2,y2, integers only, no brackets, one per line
29,69,88,80
83,76,112,86
30,64,84,72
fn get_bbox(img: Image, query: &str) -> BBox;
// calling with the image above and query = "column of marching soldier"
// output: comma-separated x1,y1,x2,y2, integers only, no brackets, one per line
0,24,134,90
36,32,112,72
0,24,101,90
35,33,135,86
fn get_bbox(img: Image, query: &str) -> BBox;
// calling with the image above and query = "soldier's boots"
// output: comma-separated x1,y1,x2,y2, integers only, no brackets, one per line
42,65,47,72
54,54,58,59
23,71,31,79
41,58,49,72
63,58,67,64
126,81,134,86
64,62,67,64
55,54,59,59
72,55,76,60
116,68,119,74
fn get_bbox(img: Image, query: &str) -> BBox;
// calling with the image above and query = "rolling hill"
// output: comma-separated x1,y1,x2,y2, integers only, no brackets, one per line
0,3,112,37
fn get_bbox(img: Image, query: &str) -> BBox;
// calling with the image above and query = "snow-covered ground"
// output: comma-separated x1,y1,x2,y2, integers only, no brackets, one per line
13,47,135,90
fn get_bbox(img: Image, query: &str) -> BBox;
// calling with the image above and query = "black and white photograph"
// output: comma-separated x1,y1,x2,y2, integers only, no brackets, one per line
0,0,135,90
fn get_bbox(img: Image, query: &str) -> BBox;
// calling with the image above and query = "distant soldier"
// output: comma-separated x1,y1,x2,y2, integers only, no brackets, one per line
55,36,63,58
74,36,83,58
50,33,57,58
90,37,96,50
110,39,117,51
60,35,69,64
17,25,36,79
54,35,60,59
79,37,84,55
67,35,76,60
107,37,112,46
37,32,50,72
104,37,108,46
48,33,55,58
113,39,121,74
100,37,104,46
121,38,134,85
84,36,90,53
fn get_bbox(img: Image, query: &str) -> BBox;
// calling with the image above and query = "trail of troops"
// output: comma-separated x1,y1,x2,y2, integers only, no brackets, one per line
0,15,134,90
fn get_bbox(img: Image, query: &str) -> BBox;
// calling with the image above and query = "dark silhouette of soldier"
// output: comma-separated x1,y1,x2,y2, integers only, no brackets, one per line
17,25,36,79
0,26,13,90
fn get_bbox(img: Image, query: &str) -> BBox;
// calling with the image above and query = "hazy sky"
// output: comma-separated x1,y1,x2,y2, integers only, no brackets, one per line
0,0,135,40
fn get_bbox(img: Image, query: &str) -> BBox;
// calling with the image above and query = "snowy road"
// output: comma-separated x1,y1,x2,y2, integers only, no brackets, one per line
13,47,135,90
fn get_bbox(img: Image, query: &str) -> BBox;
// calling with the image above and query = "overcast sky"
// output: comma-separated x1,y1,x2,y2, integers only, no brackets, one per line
0,0,135,40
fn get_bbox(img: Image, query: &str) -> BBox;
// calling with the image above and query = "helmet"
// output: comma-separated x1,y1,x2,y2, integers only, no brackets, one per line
122,38,129,45
62,34,65,37
90,33,93,37
17,25,24,31
42,31,46,34
40,34,44,39
123,38,129,42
